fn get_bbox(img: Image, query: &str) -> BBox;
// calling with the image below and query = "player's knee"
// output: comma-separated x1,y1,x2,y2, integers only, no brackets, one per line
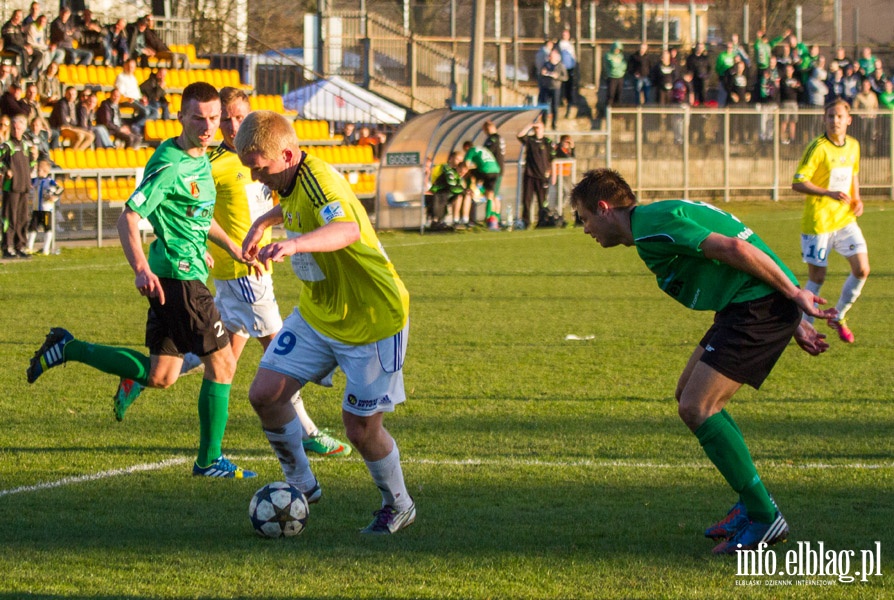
677,400,704,430
854,265,870,280
146,373,177,389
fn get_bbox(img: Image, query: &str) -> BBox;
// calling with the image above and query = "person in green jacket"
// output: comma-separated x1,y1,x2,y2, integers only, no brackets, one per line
604,41,627,109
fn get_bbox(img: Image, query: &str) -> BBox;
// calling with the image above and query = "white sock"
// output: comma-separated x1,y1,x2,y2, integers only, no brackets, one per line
835,275,866,321
42,231,54,255
804,280,823,323
264,416,317,493
27,231,36,252
365,443,411,511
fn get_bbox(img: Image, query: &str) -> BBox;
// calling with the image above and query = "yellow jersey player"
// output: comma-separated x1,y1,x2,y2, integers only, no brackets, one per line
792,98,870,343
235,110,414,534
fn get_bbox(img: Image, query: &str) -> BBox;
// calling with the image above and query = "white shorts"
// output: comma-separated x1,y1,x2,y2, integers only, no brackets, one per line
213,274,283,339
259,309,408,417
801,222,868,267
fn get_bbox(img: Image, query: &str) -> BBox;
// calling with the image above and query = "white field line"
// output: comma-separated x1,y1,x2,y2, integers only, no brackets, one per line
2,455,892,498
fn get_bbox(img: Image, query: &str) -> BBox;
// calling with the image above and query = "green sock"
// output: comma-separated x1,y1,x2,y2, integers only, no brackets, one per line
695,413,776,523
720,408,744,439
196,379,231,468
64,340,150,386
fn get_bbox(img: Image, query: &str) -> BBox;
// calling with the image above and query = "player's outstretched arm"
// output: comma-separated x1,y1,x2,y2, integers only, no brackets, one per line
117,207,165,304
243,205,284,261
700,233,837,321
208,217,258,274
257,221,360,267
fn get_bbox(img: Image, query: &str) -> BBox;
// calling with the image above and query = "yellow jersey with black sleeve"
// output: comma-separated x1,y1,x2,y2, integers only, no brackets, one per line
792,134,860,235
207,143,274,280
280,152,409,345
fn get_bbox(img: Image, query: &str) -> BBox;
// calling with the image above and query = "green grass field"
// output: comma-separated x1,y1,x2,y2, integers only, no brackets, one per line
1,202,892,599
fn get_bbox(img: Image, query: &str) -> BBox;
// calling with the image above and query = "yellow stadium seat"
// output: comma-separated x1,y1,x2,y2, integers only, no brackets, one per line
123,148,137,168
75,65,88,84
84,149,97,169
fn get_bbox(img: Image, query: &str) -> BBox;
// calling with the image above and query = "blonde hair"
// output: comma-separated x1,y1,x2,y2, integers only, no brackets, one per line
234,110,299,159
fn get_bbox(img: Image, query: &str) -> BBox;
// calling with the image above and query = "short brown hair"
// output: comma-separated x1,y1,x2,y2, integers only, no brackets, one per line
570,168,637,213
219,86,249,108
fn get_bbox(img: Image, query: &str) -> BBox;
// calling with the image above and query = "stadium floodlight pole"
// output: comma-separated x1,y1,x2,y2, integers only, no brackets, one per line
468,0,486,106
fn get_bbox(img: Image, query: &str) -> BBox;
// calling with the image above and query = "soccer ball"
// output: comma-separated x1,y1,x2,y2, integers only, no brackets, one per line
248,481,309,538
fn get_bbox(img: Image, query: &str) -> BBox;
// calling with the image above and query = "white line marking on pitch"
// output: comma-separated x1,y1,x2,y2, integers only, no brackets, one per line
2,456,891,498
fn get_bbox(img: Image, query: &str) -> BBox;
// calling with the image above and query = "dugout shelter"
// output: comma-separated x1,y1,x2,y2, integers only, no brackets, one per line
374,106,544,232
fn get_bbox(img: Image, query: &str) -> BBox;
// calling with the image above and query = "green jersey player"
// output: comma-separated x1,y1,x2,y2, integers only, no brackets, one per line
27,82,256,479
570,168,834,555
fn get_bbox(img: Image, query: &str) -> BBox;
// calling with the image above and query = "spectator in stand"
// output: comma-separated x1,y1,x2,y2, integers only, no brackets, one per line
1,114,38,259
27,13,63,69
868,59,887,95
779,63,802,145
714,42,737,106
853,78,879,157
21,82,51,138
628,43,652,105
841,63,860,105
108,18,129,67
786,34,808,73
776,43,793,73
827,62,846,103
37,61,62,106
857,47,876,78
25,115,53,163
832,47,852,73
670,71,694,144
96,87,142,148
50,6,93,66
0,64,18,96
538,48,567,129
48,85,94,150
75,9,111,66
534,39,554,75
2,9,43,80
555,134,574,159
140,67,171,120
807,55,829,108
754,68,779,143
557,28,577,117
0,81,30,119
724,60,751,144
800,45,821,87
114,58,149,135
340,122,359,145
22,2,41,27
76,90,114,148
752,29,787,72
879,79,894,110
686,42,711,105
728,33,750,68
651,49,680,105
374,129,388,158
129,15,187,69
603,41,627,111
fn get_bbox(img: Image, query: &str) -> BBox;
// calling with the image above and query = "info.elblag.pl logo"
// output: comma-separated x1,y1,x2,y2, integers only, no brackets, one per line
735,541,882,587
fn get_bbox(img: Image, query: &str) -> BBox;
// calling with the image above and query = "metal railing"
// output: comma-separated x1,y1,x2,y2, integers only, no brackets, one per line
606,106,894,202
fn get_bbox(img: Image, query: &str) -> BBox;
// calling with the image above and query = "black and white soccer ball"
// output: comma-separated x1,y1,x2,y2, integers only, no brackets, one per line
248,481,309,538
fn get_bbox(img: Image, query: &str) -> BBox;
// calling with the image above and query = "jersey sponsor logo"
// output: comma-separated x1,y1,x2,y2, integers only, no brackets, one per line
320,202,345,224
178,260,190,273
737,227,754,240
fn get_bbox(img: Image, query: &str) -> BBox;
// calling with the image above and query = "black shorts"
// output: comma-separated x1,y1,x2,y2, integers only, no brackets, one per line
145,278,230,357
470,171,500,193
698,292,801,389
30,211,53,232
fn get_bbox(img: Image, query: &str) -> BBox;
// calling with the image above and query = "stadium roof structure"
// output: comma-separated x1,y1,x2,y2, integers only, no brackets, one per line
374,106,544,231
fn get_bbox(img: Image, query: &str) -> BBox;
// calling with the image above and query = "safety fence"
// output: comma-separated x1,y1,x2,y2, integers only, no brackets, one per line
605,106,894,202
